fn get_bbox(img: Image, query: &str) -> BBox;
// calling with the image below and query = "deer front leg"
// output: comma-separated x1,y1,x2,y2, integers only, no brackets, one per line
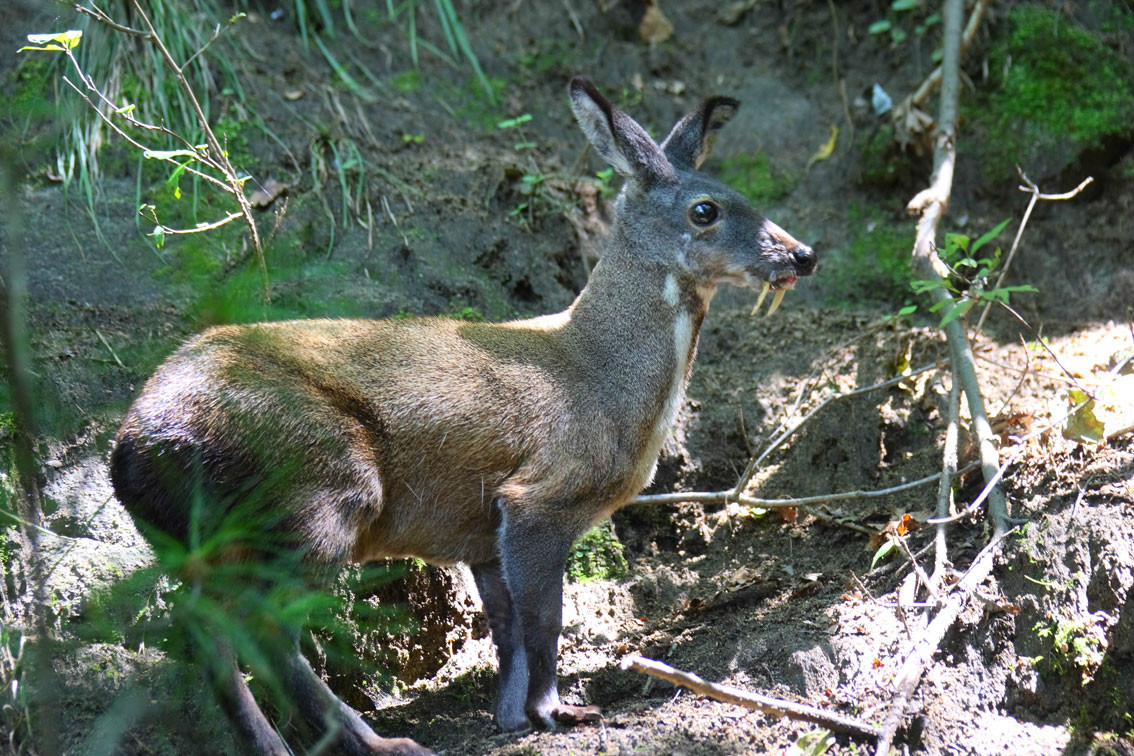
496,505,602,729
471,559,529,731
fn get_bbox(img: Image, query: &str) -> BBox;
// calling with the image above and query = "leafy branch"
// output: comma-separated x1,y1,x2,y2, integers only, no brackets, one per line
20,3,269,300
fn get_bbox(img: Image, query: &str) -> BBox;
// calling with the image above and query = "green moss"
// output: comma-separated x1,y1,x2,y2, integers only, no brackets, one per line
716,152,794,206
445,305,484,322
971,5,1134,184
823,203,913,305
390,70,422,94
566,524,628,583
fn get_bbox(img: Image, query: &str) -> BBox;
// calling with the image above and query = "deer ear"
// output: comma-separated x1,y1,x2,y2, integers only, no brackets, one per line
660,96,740,170
569,76,674,187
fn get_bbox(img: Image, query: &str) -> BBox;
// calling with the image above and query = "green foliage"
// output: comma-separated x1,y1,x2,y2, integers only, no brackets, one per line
970,5,1134,184
566,524,628,583
391,69,423,94
1034,618,1105,683
787,729,835,756
908,219,1037,326
445,305,484,322
868,2,941,47
380,0,494,103
516,37,585,78
717,152,794,206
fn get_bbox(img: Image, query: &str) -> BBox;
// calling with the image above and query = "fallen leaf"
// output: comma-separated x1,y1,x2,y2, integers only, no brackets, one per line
1064,389,1105,443
805,124,838,172
639,1,674,44
248,177,287,208
283,88,305,101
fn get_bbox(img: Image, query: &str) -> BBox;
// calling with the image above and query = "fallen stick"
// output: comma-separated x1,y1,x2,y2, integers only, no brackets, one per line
872,532,1009,756
633,464,977,536
621,655,881,741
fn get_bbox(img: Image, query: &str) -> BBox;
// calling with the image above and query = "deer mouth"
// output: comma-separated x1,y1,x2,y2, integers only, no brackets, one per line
748,272,798,317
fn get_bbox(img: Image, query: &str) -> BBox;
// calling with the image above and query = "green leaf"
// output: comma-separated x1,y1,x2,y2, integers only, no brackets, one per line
897,304,918,316
891,0,918,9
911,278,947,295
869,20,892,34
18,29,82,52
939,297,975,326
944,232,970,256
496,113,533,130
152,226,166,249
971,218,1011,255
1063,390,1105,442
871,537,897,568
891,26,908,43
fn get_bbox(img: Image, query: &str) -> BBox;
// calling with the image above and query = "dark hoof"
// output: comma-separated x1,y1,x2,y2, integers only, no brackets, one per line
551,704,603,726
372,737,436,756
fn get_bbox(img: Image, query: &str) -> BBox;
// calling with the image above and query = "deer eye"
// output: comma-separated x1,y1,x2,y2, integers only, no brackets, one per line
689,201,719,226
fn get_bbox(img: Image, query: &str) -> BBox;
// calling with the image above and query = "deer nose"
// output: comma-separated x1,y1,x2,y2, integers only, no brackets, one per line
791,244,816,275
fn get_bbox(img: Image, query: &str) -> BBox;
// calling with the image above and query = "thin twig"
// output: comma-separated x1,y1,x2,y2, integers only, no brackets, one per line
75,2,148,36
634,465,978,536
125,0,268,300
931,375,959,583
143,210,244,236
990,335,1033,422
60,76,231,192
974,170,1095,333
896,534,940,602
94,329,125,368
622,656,880,740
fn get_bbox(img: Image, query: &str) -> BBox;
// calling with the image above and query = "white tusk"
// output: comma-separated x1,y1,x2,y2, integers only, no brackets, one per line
766,289,786,317
750,281,770,316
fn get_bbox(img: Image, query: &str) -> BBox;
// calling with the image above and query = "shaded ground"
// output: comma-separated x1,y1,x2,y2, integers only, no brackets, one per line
2,1,1133,755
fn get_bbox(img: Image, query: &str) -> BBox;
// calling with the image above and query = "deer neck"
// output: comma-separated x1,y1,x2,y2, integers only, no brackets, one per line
558,241,716,482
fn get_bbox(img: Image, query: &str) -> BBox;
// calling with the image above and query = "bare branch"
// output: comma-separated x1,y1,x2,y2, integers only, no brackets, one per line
931,376,959,583
974,171,1094,333
906,0,1008,537
61,76,231,192
621,655,880,740
634,464,978,536
903,0,990,114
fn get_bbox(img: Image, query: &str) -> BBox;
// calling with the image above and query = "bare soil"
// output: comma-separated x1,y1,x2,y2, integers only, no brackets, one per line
2,1,1133,755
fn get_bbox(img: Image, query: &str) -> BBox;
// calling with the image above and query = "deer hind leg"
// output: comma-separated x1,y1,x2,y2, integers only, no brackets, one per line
206,641,292,756
494,502,602,729
279,634,436,756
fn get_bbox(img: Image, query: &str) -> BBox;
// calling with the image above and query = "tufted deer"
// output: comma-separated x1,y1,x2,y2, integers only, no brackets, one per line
110,76,815,756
